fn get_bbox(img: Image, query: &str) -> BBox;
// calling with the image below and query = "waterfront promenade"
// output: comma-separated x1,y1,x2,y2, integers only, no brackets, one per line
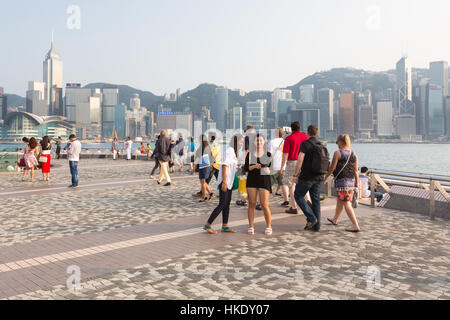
0,159,448,300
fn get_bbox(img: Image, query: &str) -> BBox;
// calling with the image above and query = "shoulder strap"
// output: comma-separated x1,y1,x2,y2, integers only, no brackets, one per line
335,151,352,179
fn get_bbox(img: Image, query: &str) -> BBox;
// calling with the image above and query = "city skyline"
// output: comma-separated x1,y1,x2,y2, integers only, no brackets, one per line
1,0,450,96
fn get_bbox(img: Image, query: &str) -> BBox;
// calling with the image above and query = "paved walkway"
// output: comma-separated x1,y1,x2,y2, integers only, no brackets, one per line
0,159,449,300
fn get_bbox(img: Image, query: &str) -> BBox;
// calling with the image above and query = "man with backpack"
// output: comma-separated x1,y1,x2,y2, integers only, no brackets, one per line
293,125,330,232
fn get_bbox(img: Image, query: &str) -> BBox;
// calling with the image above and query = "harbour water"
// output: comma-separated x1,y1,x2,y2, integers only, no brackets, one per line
2,142,450,176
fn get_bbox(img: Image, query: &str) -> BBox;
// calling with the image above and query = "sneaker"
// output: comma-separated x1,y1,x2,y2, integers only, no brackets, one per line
281,201,289,207
150,175,155,180
285,208,298,214
256,204,262,211
164,182,171,186
304,220,318,230
236,200,247,206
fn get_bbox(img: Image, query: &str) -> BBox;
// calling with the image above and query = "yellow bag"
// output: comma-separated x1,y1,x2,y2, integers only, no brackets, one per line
238,176,247,200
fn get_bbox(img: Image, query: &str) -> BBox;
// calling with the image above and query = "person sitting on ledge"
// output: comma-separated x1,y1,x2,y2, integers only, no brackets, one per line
359,167,384,203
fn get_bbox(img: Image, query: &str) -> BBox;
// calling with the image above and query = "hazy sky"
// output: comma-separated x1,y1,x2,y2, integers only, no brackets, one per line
1,0,449,96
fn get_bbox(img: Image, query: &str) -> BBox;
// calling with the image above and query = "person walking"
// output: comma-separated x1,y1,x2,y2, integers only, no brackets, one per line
39,136,52,181
195,134,214,202
323,134,361,232
280,121,308,214
293,125,329,232
193,133,221,198
67,134,82,188
55,137,62,159
21,137,39,182
269,128,289,205
154,130,172,186
150,135,161,179
174,135,186,172
204,134,244,234
124,137,133,160
187,137,195,174
245,133,273,236
112,138,120,160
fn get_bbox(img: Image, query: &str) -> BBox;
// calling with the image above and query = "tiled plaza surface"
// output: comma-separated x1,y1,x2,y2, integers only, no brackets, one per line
0,159,449,300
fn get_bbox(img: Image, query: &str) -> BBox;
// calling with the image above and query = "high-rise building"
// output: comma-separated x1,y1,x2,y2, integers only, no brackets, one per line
231,106,243,131
317,88,334,136
114,104,127,139
413,78,429,136
156,112,193,137
396,56,413,114
176,88,181,99
377,100,393,136
213,87,228,131
445,96,450,136
130,94,141,109
246,100,266,130
300,84,314,104
339,91,355,136
426,84,445,137
102,86,119,138
0,87,7,121
429,61,449,97
26,81,47,116
64,85,102,138
357,105,374,132
43,40,63,115
271,88,292,126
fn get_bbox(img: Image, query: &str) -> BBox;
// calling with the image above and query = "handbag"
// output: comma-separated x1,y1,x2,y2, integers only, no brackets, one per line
19,158,26,167
39,155,48,163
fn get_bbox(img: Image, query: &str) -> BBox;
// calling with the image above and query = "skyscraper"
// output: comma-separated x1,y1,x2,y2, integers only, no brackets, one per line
0,87,7,121
43,40,63,115
377,100,393,136
426,84,445,137
445,96,450,136
339,91,355,136
130,94,141,109
102,86,119,138
231,105,243,131
26,81,47,115
396,56,413,114
246,100,266,129
300,84,314,104
429,61,449,97
271,88,293,126
213,87,228,131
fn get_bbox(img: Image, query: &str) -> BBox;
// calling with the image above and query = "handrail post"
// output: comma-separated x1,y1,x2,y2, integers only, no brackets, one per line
430,179,435,220
370,173,376,208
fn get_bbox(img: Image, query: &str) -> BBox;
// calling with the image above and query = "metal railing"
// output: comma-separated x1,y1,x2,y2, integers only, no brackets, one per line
369,169,450,220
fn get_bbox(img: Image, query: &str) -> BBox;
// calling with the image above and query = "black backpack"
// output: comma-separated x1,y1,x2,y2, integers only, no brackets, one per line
306,140,330,175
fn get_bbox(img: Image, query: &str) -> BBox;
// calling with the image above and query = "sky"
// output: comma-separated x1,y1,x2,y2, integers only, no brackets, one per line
1,0,450,96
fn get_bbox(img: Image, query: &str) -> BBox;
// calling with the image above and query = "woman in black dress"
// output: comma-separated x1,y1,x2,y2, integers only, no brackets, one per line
245,133,273,235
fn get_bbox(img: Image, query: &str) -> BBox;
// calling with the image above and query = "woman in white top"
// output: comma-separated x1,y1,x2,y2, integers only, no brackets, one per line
204,134,244,234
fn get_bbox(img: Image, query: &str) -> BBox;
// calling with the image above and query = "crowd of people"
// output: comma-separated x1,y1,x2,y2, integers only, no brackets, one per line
18,123,383,235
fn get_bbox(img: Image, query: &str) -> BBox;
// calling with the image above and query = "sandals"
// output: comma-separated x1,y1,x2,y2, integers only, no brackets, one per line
204,225,217,234
345,227,361,233
327,218,338,226
199,197,209,203
221,226,237,233
248,227,255,235
265,228,273,236
209,193,215,200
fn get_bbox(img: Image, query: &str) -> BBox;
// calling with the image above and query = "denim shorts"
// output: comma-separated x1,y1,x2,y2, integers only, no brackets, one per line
199,167,211,180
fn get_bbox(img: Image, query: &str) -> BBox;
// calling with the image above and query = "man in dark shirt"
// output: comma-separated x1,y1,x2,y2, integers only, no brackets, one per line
154,130,172,186
293,125,325,232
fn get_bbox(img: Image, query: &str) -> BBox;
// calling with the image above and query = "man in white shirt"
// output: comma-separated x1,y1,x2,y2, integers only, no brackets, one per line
269,128,289,205
360,167,384,202
125,137,133,160
67,134,82,188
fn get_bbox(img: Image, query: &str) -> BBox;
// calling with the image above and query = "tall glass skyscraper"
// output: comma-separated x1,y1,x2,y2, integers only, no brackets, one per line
396,57,413,115
426,84,445,137
213,87,228,131
43,41,63,116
